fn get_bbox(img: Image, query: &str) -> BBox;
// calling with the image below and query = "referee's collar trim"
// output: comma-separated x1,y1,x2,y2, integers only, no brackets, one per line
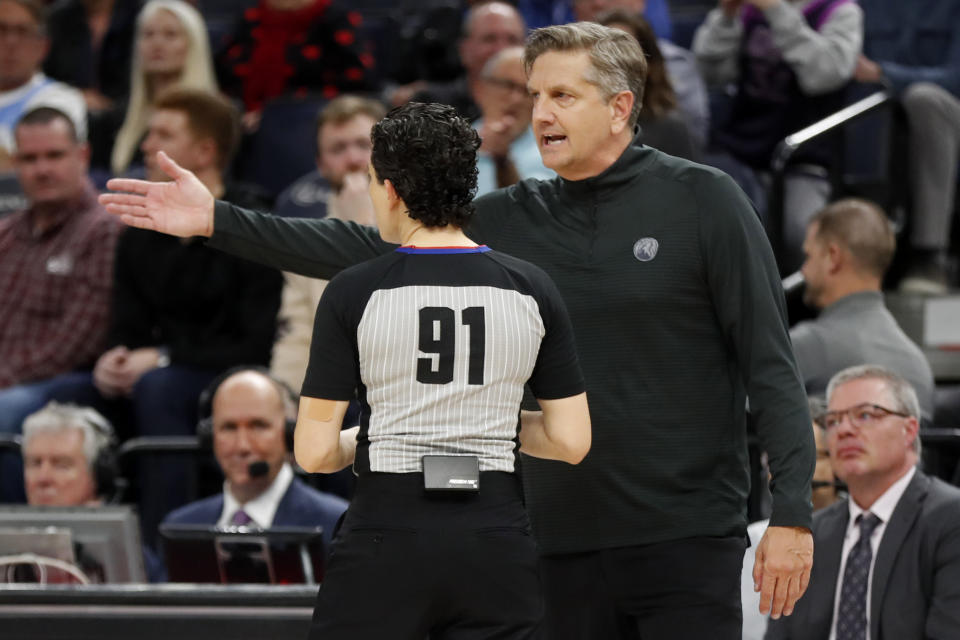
395,245,490,254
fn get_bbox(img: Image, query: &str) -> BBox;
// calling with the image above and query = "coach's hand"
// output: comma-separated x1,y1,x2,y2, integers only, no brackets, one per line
753,525,813,619
99,151,215,238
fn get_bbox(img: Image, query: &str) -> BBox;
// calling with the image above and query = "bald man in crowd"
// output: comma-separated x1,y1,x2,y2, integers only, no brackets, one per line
163,368,347,551
405,1,526,121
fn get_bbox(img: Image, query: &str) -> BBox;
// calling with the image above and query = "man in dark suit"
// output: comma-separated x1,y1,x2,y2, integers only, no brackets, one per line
766,364,960,640
162,368,348,550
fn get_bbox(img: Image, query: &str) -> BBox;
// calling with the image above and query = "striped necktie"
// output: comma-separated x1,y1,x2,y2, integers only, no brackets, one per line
836,512,882,640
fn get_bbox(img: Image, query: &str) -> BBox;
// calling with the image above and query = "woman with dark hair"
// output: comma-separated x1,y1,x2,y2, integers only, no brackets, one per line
598,9,701,160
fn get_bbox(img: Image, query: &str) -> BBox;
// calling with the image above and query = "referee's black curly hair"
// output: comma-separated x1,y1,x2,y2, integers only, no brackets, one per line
370,102,481,229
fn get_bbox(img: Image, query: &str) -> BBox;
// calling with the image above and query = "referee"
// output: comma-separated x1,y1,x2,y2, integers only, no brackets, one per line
294,103,589,638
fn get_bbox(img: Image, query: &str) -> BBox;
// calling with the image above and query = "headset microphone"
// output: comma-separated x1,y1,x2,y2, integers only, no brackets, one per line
248,461,270,478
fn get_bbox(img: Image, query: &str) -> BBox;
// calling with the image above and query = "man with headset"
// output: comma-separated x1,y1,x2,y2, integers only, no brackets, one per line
20,401,164,582
162,367,348,550
22,401,120,508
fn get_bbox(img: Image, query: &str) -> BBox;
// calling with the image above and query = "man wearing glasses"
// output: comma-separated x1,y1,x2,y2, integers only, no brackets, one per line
0,0,85,169
473,46,553,195
766,364,960,640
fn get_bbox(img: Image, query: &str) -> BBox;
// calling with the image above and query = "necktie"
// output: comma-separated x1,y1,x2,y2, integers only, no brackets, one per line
231,509,253,526
836,513,882,640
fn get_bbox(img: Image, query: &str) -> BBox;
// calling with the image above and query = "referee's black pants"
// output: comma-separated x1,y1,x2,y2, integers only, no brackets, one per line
308,472,542,640
539,536,747,640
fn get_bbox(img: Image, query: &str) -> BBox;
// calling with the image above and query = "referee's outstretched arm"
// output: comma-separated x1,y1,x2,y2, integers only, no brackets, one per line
294,397,358,474
519,393,591,464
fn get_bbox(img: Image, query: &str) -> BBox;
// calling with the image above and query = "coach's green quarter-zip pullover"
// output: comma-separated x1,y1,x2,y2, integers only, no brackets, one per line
208,138,814,555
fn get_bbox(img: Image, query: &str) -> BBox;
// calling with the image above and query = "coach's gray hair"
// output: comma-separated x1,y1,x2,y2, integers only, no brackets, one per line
523,22,647,128
826,365,922,457
21,402,115,474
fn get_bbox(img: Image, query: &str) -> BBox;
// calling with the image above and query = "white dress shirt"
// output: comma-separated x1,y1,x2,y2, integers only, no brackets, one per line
828,466,916,640
741,519,771,640
217,463,295,528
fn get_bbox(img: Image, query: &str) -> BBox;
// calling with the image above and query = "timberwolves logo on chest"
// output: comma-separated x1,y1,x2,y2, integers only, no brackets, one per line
633,237,659,262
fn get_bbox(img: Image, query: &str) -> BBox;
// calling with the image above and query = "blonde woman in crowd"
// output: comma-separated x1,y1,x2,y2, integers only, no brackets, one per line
111,0,216,175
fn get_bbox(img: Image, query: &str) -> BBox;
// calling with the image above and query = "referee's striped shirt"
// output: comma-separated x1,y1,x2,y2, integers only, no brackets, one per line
301,245,584,474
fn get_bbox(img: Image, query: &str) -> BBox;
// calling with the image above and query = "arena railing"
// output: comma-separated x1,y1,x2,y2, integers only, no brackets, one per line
767,89,901,273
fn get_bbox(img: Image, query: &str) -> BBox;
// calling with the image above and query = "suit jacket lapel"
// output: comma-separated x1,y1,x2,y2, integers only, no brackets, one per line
869,471,929,640
272,478,298,525
811,504,849,637
211,494,225,522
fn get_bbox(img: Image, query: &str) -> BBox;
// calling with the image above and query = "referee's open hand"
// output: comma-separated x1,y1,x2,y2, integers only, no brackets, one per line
753,525,814,619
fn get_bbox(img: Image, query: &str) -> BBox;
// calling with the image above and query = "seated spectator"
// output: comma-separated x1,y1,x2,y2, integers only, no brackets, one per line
274,94,385,221
0,0,86,170
49,88,282,546
23,402,117,507
21,401,165,581
272,95,384,392
139,88,269,209
0,106,120,503
405,1,526,122
474,46,553,196
766,365,960,639
741,396,842,640
163,368,348,552
111,0,216,176
809,397,844,512
693,0,863,270
598,10,700,160
43,0,140,113
577,0,709,147
215,0,375,128
855,0,960,294
792,198,935,419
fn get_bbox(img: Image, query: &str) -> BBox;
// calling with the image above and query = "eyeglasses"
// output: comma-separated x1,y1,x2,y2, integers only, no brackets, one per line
484,76,529,97
817,403,910,430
